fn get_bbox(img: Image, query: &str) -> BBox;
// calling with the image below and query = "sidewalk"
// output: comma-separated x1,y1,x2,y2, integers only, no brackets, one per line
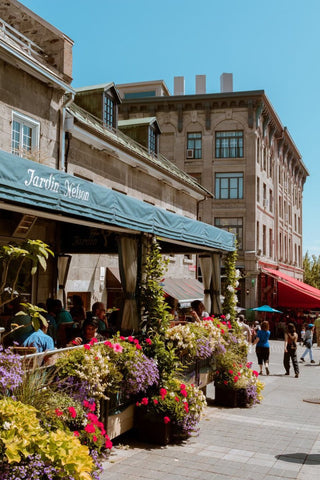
101,340,320,480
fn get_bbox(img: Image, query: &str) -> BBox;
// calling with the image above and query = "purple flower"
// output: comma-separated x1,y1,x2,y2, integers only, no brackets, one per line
0,345,24,395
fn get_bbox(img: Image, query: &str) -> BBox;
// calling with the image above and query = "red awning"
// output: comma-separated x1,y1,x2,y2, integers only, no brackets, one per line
262,267,320,309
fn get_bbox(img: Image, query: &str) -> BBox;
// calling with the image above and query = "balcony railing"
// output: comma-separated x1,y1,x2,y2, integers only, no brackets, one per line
0,17,47,61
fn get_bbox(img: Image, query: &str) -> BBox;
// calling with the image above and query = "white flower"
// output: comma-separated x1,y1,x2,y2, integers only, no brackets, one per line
3,422,11,430
227,285,234,293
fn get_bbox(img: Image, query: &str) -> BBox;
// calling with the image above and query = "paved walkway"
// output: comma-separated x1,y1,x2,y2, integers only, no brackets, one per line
101,341,320,480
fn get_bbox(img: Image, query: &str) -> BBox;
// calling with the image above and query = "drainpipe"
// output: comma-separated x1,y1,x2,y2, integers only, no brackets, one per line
59,92,75,171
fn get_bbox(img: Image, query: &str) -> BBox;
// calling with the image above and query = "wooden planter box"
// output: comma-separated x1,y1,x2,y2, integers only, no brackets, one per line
135,408,171,445
214,383,248,408
107,403,135,440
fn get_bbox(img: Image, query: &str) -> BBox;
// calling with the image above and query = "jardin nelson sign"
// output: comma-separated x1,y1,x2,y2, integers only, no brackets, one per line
24,168,90,202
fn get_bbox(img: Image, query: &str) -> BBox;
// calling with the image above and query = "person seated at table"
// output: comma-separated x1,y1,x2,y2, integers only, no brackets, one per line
53,299,73,327
190,300,209,322
68,317,103,346
2,311,34,348
23,316,55,353
69,295,86,327
87,302,110,336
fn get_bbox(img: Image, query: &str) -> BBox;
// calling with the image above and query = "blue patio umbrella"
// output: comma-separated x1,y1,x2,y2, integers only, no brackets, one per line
250,305,282,313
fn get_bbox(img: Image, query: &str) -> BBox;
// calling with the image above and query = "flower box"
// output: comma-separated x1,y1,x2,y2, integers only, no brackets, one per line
106,403,135,440
214,383,248,408
134,408,171,445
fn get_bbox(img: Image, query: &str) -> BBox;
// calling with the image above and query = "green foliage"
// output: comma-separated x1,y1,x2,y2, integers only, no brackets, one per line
303,251,320,288
222,247,238,323
140,238,172,334
18,302,48,330
0,239,54,308
0,397,93,479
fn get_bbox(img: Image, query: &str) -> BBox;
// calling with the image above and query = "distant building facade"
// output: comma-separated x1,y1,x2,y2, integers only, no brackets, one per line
117,76,309,309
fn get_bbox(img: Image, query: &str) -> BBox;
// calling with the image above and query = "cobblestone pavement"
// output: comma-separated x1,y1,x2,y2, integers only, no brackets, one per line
101,340,320,480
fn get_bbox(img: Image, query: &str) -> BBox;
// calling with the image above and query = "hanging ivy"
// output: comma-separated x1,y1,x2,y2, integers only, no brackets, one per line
222,246,239,324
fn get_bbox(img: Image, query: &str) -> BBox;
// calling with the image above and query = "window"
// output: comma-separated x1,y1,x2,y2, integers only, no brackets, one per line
257,177,260,202
103,94,116,128
148,125,157,154
269,189,273,213
269,228,273,258
215,131,243,158
187,133,202,158
11,112,39,157
215,172,243,199
262,225,266,256
214,217,243,249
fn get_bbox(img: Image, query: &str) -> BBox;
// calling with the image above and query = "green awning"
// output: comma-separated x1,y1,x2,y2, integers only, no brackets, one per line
0,150,235,252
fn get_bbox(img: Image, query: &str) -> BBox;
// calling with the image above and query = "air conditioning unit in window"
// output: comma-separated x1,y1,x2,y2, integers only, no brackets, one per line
186,149,194,159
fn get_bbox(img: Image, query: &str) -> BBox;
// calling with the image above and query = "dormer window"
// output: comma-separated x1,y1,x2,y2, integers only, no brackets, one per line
104,94,116,128
148,125,158,154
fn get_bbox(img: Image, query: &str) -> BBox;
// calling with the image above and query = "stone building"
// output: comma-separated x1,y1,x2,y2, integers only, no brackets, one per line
117,76,309,310
0,1,234,329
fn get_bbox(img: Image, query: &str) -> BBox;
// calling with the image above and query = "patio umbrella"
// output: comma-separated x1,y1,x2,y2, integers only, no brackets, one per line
250,305,282,313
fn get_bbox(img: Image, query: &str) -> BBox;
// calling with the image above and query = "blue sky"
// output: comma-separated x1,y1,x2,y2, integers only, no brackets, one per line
20,0,320,255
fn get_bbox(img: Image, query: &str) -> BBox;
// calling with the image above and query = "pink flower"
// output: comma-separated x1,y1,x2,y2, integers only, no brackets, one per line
221,329,225,334
112,343,123,353
180,389,187,398
141,397,148,405
228,370,233,375
87,413,99,423
55,408,63,417
83,400,90,408
90,338,98,344
104,341,112,348
163,416,171,424
89,402,96,412
253,370,259,377
74,431,79,437
93,435,98,442
221,315,226,319
84,423,95,433
234,376,239,383
68,406,77,418
145,338,152,345
180,384,186,390
174,396,180,402
184,403,189,413
95,356,99,361
84,344,91,350
136,344,142,350
128,336,134,342
133,338,140,344
120,336,125,340
136,401,140,406
153,399,159,405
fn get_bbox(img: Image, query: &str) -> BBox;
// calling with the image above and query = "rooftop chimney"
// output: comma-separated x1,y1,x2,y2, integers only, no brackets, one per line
220,73,233,93
174,76,185,95
196,75,206,94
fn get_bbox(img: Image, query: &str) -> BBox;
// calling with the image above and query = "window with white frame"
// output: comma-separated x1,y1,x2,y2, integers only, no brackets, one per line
187,132,202,158
11,112,40,157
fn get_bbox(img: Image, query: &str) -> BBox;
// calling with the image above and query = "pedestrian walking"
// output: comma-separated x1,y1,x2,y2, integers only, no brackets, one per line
283,323,299,378
300,324,315,363
300,322,306,346
253,320,271,375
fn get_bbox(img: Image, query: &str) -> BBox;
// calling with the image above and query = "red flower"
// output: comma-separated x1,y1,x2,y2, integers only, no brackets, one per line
223,380,228,385
234,376,239,383
68,406,77,418
90,338,98,344
84,344,91,350
93,435,98,442
105,439,113,449
85,423,95,433
120,336,125,340
133,338,140,344
221,315,226,319
180,389,187,398
160,388,167,399
180,384,186,390
163,416,171,424
136,401,140,406
228,370,233,375
136,344,142,350
128,336,134,342
221,329,225,334
153,398,159,404
87,413,99,423
174,396,180,402
74,431,79,437
184,403,189,413
253,370,259,377
141,397,148,405
145,338,152,345
55,408,63,417
104,341,112,348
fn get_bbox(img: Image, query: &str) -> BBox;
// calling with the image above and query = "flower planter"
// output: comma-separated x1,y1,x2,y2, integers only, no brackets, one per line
214,383,248,408
135,408,171,445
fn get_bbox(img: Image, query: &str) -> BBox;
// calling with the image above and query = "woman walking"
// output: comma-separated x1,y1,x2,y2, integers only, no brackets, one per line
283,323,299,377
253,320,271,375
300,324,315,363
